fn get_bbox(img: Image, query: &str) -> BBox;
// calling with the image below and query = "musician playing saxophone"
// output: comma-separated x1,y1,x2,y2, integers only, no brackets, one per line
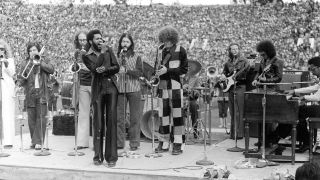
220,43,249,140
154,26,188,155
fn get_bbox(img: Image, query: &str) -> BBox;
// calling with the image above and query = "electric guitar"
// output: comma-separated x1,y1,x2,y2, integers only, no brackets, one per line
220,67,248,93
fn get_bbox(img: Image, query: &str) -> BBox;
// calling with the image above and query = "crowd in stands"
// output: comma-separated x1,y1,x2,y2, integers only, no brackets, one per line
1,0,320,76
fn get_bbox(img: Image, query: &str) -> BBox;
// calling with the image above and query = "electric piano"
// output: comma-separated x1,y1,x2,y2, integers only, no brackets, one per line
243,89,299,164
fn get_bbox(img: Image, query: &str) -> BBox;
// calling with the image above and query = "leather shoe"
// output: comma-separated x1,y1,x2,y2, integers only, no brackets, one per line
130,147,138,151
93,160,102,165
107,161,116,167
295,145,309,153
74,146,88,150
172,149,183,155
155,147,169,153
35,144,41,150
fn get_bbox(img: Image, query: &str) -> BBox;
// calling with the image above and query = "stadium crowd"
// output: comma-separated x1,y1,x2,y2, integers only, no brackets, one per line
1,0,320,75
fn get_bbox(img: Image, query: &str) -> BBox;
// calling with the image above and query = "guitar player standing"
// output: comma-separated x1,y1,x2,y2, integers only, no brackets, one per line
221,43,250,139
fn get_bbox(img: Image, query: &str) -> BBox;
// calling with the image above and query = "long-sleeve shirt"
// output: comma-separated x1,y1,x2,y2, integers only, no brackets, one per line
294,83,320,102
116,52,143,93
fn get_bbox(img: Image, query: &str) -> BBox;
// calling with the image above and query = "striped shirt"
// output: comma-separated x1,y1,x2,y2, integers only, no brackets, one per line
116,54,141,93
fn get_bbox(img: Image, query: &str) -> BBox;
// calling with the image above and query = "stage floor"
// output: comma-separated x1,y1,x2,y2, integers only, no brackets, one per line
0,129,308,180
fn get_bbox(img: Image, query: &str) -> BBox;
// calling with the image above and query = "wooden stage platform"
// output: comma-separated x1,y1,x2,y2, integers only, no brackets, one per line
0,130,307,180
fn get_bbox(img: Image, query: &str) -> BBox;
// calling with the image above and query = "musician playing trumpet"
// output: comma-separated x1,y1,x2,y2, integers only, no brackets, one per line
17,42,54,150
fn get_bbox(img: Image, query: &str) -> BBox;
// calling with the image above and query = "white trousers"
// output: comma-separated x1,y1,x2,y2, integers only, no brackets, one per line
77,85,91,147
2,84,15,146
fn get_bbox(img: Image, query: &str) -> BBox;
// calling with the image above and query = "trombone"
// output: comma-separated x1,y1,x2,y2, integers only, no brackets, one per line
21,46,46,79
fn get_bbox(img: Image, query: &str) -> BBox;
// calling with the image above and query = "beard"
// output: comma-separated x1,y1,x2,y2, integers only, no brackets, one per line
92,42,100,52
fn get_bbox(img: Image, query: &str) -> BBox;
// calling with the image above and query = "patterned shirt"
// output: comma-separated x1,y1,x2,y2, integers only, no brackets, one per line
116,53,142,93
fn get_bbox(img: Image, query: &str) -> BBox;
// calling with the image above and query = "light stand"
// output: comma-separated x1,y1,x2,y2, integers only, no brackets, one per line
227,83,244,152
196,87,214,165
145,85,162,158
0,57,10,157
68,60,84,156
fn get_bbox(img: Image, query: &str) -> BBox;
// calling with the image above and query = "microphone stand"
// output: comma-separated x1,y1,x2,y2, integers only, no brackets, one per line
196,87,214,165
68,50,84,156
0,57,10,157
227,81,244,152
34,63,51,156
145,84,162,158
16,89,26,152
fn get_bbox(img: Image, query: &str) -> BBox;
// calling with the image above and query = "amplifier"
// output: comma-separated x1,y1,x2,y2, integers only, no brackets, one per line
53,115,75,136
279,70,310,91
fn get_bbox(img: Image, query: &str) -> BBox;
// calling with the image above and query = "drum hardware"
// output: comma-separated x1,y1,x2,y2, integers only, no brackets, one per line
227,79,245,153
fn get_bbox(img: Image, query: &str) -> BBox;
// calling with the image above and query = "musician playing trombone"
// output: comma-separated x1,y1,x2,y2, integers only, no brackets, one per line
220,43,249,140
0,39,16,149
17,42,54,150
154,26,188,155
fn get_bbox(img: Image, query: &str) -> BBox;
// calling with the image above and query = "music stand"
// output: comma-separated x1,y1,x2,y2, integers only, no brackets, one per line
0,58,10,157
227,83,245,152
145,85,162,158
196,87,214,166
